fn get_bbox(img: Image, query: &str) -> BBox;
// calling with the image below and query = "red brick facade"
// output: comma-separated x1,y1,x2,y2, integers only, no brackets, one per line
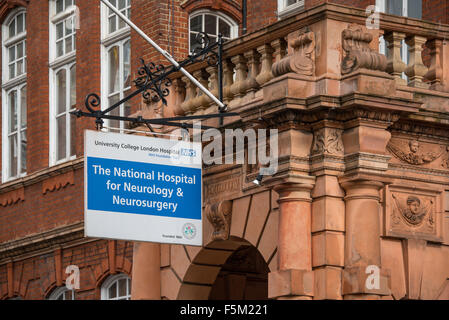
0,0,448,300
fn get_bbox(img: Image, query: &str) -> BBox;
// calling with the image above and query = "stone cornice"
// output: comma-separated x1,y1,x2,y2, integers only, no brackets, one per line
0,222,90,265
0,157,84,195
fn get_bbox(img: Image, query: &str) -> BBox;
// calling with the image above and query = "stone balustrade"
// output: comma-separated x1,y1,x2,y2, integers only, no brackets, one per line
164,3,449,118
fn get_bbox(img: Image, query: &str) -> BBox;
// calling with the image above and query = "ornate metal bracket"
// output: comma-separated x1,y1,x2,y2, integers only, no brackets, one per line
71,33,236,130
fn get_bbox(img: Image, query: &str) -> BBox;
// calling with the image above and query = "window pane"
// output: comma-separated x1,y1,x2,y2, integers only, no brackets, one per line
9,19,15,38
17,42,24,58
57,116,66,161
9,134,18,177
57,69,67,114
219,19,231,38
109,16,117,34
70,114,76,157
65,18,73,36
123,41,130,89
109,282,117,299
109,94,120,129
17,14,24,34
190,33,201,53
205,15,216,35
65,36,73,55
9,64,15,79
56,22,64,40
190,15,202,32
9,46,15,63
70,65,76,108
119,0,126,10
124,88,131,118
21,86,27,128
118,15,126,30
9,91,17,133
287,0,298,5
56,41,64,57
109,46,120,94
118,279,127,297
56,0,64,14
386,0,403,15
65,0,73,9
21,130,27,173
408,0,422,18
17,60,24,76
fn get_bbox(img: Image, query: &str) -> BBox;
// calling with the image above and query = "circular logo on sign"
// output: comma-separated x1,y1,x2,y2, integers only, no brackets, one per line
182,223,197,240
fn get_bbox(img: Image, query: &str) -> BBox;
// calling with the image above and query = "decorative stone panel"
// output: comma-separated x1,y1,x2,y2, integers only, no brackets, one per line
384,185,443,242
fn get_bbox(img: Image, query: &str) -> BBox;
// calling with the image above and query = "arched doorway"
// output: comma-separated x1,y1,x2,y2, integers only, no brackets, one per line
176,238,272,300
209,244,269,300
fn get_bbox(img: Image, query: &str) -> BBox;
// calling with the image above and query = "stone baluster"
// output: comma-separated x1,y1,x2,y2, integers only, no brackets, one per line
405,35,428,88
271,37,288,63
256,44,275,86
223,59,235,105
180,76,196,115
192,69,210,114
424,39,444,91
206,65,219,114
229,54,248,108
172,78,186,116
244,49,261,98
384,31,407,85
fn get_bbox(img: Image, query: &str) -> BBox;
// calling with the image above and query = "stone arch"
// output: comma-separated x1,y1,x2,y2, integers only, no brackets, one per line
0,0,28,23
161,189,278,300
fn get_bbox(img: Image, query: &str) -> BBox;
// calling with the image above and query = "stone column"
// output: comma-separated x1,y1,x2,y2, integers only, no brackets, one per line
268,183,315,300
339,118,393,300
131,242,161,300
340,179,389,299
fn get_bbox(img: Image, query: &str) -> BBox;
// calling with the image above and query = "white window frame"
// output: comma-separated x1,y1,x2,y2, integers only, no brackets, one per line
188,10,238,54
100,0,131,132
2,8,27,183
277,0,305,19
101,274,131,300
48,287,75,300
49,0,77,166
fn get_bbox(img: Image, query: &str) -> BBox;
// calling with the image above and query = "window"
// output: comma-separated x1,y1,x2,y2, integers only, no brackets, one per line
377,0,422,80
101,274,131,300
101,0,131,131
277,0,305,18
2,9,27,182
48,287,75,300
189,11,238,53
49,0,77,165
107,0,131,35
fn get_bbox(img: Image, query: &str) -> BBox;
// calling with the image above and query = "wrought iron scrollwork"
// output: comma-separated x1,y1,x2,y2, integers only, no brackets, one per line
134,59,172,105
71,33,234,130
190,32,219,67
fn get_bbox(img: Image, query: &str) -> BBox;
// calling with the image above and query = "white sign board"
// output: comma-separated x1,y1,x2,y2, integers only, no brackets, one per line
84,130,202,246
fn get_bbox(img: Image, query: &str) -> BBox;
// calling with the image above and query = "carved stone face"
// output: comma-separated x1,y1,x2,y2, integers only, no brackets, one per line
408,200,420,215
409,141,419,153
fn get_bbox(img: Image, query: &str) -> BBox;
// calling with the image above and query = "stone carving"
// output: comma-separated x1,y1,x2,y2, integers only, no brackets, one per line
392,194,432,226
341,26,387,75
387,140,444,165
385,186,442,242
441,146,449,169
311,128,344,155
205,200,232,241
272,29,315,77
